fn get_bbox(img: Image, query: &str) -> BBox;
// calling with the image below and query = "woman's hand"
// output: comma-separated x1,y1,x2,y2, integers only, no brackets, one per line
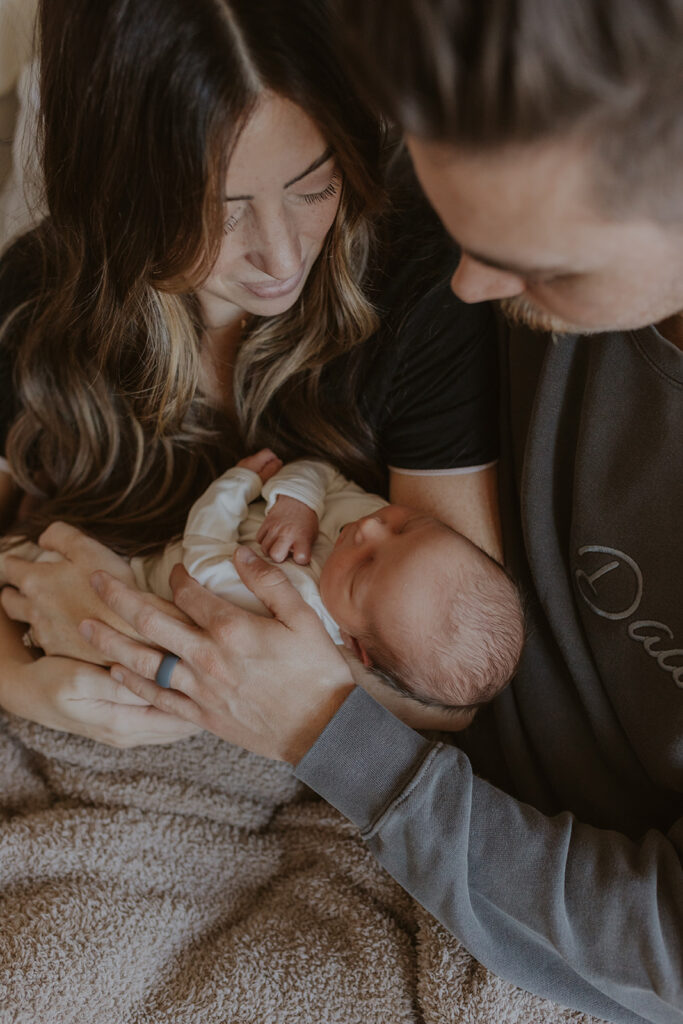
0,654,200,747
256,495,319,565
80,548,355,764
1,522,154,662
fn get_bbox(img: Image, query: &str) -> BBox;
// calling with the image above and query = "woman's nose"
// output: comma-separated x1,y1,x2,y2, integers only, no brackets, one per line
246,207,302,281
451,252,526,303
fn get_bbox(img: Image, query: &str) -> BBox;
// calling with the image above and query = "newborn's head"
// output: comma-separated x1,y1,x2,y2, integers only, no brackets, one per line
319,506,524,715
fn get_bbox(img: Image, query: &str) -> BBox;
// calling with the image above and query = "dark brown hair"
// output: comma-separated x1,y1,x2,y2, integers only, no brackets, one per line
339,0,683,216
2,0,386,555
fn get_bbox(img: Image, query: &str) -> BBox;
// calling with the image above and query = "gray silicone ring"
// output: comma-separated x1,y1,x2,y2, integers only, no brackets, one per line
155,652,180,689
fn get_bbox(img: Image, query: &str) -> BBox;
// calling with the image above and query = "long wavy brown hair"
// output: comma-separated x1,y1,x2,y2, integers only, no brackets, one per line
1,0,387,556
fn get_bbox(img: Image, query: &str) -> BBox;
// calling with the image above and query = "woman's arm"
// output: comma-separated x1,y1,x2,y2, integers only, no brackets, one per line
389,465,503,560
0,513,199,744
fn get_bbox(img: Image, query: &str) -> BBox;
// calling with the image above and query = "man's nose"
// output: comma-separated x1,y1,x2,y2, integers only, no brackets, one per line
451,252,525,303
246,207,302,281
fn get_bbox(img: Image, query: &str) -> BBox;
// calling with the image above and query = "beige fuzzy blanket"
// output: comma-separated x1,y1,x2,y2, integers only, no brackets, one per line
0,711,602,1024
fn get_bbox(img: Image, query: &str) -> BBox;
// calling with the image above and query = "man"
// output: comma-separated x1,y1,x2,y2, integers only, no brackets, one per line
84,2,682,1021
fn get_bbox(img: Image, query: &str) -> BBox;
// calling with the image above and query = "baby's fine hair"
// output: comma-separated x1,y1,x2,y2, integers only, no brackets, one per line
365,535,524,714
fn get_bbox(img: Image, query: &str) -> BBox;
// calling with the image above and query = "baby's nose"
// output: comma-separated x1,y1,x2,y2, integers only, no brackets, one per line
355,515,385,543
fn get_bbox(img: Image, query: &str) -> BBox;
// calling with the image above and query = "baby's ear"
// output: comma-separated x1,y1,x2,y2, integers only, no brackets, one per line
339,630,373,667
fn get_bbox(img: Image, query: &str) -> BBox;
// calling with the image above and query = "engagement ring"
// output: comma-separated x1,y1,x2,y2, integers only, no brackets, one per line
21,628,38,649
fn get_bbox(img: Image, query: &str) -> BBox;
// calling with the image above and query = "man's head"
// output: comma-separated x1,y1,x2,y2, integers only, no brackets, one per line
340,0,683,333
319,506,524,715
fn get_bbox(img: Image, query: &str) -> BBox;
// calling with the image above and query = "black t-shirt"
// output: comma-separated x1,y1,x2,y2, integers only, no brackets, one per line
0,224,498,475
352,262,498,472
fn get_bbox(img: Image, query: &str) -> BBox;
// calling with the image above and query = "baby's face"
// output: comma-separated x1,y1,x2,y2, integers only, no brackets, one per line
319,505,468,647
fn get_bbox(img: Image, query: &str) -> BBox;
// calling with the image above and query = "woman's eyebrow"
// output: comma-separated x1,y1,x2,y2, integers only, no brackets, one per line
283,147,334,188
225,148,334,201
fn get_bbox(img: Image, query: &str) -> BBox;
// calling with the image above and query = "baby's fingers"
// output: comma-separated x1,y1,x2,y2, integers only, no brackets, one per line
268,530,295,564
256,523,279,557
291,536,312,565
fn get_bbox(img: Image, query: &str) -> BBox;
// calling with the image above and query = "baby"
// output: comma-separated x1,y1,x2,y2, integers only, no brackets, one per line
134,450,524,717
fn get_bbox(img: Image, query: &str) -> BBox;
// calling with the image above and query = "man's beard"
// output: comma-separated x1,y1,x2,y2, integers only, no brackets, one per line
499,295,599,335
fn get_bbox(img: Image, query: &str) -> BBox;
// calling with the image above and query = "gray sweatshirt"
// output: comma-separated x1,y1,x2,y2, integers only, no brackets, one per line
295,325,683,1024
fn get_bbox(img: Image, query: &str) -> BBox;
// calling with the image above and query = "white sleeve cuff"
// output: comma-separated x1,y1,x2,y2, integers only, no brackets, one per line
388,460,497,477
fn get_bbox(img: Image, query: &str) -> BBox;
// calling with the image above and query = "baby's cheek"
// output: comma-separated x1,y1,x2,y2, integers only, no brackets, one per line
318,556,346,623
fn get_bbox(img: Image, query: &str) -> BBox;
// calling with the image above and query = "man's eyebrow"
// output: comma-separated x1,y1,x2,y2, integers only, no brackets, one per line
225,147,334,202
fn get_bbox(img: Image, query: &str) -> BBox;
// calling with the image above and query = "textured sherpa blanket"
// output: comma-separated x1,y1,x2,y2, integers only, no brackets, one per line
0,710,603,1024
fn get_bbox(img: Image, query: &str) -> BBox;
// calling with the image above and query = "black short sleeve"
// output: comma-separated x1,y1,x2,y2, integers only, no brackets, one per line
376,277,498,471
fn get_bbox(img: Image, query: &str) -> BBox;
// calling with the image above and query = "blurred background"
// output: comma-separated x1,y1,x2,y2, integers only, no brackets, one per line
0,0,41,252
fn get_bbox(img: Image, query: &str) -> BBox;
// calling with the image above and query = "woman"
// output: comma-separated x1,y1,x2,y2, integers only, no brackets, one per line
0,0,500,745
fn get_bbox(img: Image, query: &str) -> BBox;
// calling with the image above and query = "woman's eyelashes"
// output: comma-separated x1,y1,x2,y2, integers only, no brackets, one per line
223,172,341,232
299,173,341,206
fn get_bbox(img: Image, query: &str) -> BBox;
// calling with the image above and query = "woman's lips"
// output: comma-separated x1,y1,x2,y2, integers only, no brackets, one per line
240,264,305,299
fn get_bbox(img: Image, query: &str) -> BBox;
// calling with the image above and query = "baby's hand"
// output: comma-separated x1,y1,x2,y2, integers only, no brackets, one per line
237,449,283,483
256,495,319,565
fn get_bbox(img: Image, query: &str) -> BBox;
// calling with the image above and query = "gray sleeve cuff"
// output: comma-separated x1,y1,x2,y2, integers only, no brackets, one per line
294,686,435,833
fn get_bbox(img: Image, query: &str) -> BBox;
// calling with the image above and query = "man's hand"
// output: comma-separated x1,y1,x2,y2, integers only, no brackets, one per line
80,548,355,764
256,495,319,565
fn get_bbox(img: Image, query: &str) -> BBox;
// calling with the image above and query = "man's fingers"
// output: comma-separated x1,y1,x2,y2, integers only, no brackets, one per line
80,617,198,697
233,546,310,623
90,571,201,653
168,563,248,631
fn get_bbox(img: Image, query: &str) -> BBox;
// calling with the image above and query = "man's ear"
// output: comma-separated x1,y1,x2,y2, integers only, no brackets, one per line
339,629,373,667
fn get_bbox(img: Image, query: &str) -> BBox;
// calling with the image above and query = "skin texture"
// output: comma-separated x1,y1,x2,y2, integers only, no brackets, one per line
256,495,319,565
318,505,466,666
0,94,341,742
0,89,502,746
80,135,683,760
406,135,683,340
198,92,342,332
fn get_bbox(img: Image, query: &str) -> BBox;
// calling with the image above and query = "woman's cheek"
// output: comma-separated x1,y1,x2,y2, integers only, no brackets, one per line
302,196,342,249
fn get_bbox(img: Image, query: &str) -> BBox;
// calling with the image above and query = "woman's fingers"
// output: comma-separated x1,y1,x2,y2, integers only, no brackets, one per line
90,571,201,653
39,521,135,581
38,521,97,559
89,668,153,706
0,584,32,623
2,553,45,591
109,663,201,725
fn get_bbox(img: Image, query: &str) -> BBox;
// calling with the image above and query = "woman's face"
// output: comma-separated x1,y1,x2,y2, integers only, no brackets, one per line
197,92,342,329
